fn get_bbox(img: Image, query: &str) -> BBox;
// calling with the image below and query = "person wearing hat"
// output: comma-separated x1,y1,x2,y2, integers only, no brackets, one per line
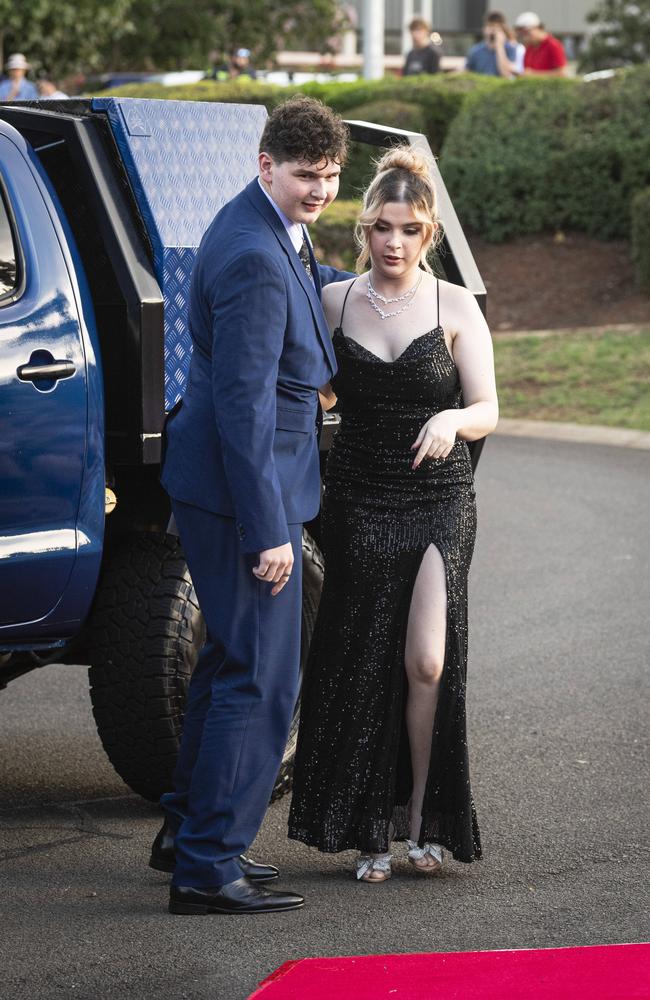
514,12,567,75
0,53,38,101
229,47,256,79
208,47,257,81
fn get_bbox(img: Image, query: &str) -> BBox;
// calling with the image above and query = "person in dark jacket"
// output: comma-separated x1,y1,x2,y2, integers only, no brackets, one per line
403,18,440,76
151,97,349,916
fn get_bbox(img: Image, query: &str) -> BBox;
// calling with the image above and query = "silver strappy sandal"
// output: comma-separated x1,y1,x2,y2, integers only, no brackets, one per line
355,853,393,883
406,840,443,873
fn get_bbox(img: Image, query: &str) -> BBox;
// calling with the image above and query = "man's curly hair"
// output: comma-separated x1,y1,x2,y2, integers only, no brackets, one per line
259,96,349,165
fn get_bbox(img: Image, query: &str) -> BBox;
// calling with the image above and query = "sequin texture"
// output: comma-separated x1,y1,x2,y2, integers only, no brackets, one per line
288,321,482,863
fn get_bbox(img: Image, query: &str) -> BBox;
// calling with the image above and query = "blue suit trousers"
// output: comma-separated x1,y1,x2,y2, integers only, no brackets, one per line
161,499,303,888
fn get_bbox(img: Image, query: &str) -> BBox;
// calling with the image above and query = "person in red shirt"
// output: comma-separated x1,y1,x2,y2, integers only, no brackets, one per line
514,11,568,76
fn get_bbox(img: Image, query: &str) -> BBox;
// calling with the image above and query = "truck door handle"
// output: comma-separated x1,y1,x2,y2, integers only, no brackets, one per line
17,355,76,384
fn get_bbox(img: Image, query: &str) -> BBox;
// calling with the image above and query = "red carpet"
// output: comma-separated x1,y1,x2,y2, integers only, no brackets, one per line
250,943,650,999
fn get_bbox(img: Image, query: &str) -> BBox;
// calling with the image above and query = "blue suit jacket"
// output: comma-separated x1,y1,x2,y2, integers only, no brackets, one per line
161,178,343,554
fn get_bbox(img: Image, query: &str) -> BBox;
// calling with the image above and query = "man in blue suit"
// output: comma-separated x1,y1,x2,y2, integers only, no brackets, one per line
152,97,349,915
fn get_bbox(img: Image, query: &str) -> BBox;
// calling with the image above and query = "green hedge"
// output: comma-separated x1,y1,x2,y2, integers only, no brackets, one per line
98,78,288,106
100,74,500,205
102,67,650,249
99,73,501,155
631,188,650,293
301,74,501,154
310,199,359,272
440,66,650,242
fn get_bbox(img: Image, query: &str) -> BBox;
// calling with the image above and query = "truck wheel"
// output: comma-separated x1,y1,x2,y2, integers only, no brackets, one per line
87,530,323,803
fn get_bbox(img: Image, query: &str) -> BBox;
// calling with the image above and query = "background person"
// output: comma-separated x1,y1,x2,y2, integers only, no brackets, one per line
230,47,256,79
208,47,257,81
515,11,568,76
466,9,519,77
0,53,38,101
37,77,69,99
403,17,440,76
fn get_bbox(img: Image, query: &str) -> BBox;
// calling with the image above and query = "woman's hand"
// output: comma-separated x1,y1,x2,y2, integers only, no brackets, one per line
253,542,294,596
411,411,460,468
319,382,337,411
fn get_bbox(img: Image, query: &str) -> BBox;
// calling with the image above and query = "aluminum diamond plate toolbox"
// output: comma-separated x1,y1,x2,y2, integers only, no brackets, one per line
92,97,267,410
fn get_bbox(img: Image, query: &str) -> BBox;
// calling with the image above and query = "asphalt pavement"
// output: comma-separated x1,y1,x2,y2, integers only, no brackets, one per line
1,435,649,1000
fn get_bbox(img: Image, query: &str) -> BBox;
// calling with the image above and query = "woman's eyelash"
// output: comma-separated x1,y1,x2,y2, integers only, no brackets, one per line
375,225,421,234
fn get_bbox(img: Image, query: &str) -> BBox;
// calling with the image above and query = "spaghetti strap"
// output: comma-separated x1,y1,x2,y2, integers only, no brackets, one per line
436,277,440,330
334,278,358,334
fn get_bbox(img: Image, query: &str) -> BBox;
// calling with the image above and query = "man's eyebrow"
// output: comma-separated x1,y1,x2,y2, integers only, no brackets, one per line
295,166,341,176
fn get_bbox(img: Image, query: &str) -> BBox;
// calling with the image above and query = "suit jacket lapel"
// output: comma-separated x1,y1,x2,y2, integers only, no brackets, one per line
244,180,337,375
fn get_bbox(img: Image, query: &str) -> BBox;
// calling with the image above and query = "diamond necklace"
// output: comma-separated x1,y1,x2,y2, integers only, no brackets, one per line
367,273,421,304
366,272,422,320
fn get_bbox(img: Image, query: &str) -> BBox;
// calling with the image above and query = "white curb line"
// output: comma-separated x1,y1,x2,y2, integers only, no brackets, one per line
494,418,650,450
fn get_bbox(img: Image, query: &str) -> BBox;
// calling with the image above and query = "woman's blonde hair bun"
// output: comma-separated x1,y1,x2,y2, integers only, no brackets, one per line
373,145,432,182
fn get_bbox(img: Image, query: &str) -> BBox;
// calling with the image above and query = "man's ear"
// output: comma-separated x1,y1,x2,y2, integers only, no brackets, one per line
259,152,274,184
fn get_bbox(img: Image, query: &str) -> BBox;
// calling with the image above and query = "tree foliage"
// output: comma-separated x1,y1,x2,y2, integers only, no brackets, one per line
579,0,650,71
440,67,650,242
117,0,344,70
0,0,343,79
0,0,137,79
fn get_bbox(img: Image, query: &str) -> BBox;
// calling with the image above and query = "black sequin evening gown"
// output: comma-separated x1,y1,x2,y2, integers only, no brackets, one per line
288,280,482,863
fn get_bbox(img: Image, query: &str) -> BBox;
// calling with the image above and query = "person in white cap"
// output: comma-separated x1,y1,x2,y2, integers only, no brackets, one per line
514,12,567,76
0,53,38,101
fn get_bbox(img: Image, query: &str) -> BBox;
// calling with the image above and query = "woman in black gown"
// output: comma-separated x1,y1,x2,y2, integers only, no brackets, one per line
288,147,498,882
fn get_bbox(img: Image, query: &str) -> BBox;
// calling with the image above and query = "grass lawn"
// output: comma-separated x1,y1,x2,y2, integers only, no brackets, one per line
493,327,650,431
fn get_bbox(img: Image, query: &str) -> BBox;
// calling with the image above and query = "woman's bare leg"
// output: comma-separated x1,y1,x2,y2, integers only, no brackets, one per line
404,543,447,867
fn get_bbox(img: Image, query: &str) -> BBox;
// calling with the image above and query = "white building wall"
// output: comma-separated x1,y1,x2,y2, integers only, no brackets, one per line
349,0,594,36
471,0,594,35
356,0,465,34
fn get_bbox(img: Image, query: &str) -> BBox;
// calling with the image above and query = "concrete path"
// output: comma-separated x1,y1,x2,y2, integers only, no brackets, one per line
1,435,649,1000
496,418,650,450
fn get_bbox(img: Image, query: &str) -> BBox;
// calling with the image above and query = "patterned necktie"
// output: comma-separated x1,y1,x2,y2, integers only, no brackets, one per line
298,235,313,282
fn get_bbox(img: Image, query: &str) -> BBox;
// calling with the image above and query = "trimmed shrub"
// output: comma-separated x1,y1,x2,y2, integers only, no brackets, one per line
97,73,502,156
302,74,501,153
98,78,289,107
311,199,360,273
631,187,650,293
440,66,650,242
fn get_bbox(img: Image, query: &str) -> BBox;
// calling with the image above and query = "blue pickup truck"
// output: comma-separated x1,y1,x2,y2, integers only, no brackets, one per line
0,97,486,801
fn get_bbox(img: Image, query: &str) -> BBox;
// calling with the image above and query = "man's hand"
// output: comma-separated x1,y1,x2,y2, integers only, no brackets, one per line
253,542,295,596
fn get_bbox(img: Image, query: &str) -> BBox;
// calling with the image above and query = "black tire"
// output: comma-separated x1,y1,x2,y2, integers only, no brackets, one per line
87,530,323,803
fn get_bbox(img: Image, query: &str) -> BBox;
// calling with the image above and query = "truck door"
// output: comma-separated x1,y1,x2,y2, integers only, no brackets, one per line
0,126,99,631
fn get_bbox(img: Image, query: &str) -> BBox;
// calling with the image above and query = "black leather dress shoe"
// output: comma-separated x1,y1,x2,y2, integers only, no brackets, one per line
169,877,304,915
149,820,279,882
149,820,177,873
